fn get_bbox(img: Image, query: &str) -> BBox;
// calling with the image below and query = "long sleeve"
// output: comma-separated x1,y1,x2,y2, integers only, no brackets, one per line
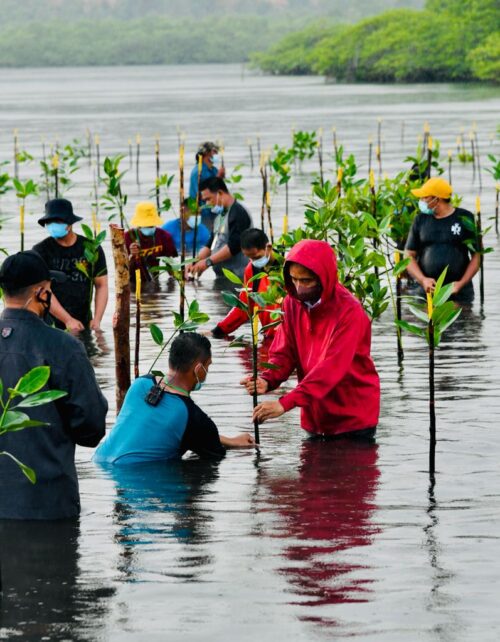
278,307,366,412
260,302,297,391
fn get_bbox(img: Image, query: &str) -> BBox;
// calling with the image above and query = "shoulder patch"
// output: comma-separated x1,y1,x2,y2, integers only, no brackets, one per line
1,327,13,338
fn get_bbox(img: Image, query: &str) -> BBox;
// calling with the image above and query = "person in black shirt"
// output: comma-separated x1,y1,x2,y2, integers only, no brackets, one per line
405,178,480,303
187,177,252,280
94,332,256,465
33,199,108,332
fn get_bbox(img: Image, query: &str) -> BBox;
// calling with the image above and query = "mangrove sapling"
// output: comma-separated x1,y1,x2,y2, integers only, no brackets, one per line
13,178,38,251
135,134,141,185
220,267,284,445
259,152,269,232
0,365,67,484
332,128,339,166
100,155,128,228
155,136,161,210
459,198,493,309
178,144,187,319
270,145,292,234
448,150,453,184
128,138,133,168
247,138,254,171
134,270,142,379
317,129,324,187
473,128,482,192
148,300,210,377
86,129,92,166
192,153,203,261
397,268,462,476
75,223,107,323
13,129,19,180
485,154,500,234
368,136,373,176
496,185,499,236
95,134,101,180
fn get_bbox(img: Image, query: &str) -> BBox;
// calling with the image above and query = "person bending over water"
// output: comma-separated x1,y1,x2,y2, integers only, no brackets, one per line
94,333,255,465
241,240,380,439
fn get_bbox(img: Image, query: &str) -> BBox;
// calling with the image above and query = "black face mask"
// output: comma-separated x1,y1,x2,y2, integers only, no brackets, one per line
295,283,323,304
36,289,52,314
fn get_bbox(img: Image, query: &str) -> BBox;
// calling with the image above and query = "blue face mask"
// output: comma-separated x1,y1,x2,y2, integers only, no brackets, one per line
251,253,270,269
187,215,198,229
140,227,156,237
193,364,208,392
212,155,220,166
46,222,69,239
419,199,435,215
211,204,224,216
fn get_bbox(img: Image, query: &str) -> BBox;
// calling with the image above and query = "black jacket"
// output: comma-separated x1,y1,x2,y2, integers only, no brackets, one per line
0,308,107,519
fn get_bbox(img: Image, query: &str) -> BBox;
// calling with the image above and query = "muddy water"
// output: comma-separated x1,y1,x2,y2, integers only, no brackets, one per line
0,65,500,641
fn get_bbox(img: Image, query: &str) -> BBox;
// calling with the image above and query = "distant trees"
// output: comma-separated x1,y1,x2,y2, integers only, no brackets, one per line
253,0,499,83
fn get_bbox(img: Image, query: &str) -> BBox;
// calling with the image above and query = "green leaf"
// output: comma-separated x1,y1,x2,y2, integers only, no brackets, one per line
433,282,453,308
222,268,243,285
149,323,164,346
393,258,411,277
81,223,94,241
221,291,247,312
259,361,280,370
1,410,32,429
16,366,50,396
408,304,429,324
433,267,448,299
396,319,425,337
16,390,67,408
188,300,200,316
0,451,36,483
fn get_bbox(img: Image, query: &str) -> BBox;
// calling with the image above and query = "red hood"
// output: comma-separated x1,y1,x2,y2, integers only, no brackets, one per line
284,240,338,302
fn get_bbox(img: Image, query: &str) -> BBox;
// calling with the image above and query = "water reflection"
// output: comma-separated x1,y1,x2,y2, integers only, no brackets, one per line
262,438,380,616
104,460,220,581
0,519,114,642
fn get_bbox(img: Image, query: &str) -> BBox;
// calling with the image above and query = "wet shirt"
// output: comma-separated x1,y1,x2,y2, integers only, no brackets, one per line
94,375,226,465
405,208,476,288
162,218,211,256
124,228,177,281
33,235,107,327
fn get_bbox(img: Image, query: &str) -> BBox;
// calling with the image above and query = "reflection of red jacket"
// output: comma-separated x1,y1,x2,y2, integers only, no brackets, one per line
262,240,380,435
216,261,281,337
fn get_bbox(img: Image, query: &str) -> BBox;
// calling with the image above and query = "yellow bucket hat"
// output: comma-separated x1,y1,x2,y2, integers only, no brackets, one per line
411,177,452,199
130,202,163,228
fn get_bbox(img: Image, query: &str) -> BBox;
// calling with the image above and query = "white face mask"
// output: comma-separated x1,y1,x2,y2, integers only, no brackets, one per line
187,215,198,229
251,253,270,269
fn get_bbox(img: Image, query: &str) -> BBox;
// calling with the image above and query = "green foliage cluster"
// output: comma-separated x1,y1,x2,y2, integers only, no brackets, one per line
253,0,499,83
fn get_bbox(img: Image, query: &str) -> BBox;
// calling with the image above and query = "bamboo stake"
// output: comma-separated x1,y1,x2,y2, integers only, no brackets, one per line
86,129,92,166
336,167,343,196
427,292,436,476
377,118,383,175
135,134,141,185
282,214,288,235
448,150,453,184
470,133,476,184
95,134,101,180
192,152,202,260
495,184,499,236
317,128,324,187
247,138,254,170
13,129,19,180
128,138,133,168
20,204,25,252
394,249,404,363
179,144,186,323
134,269,141,379
376,144,382,178
251,310,260,445
369,170,379,279
368,136,373,176
110,225,131,413
476,196,484,305
259,153,267,231
426,136,433,179
332,127,338,167
52,153,59,198
155,135,161,210
256,135,261,159
265,189,274,245
473,128,482,192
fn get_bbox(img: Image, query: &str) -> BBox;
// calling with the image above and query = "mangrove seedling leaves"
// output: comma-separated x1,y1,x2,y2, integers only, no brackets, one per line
81,223,94,241
149,323,164,346
408,304,429,324
259,362,280,370
396,319,425,338
393,258,411,277
17,390,67,408
433,282,453,308
222,268,243,285
16,366,50,396
0,451,36,484
222,291,246,312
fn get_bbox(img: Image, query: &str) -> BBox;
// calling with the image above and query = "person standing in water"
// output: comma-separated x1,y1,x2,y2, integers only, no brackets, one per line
189,141,225,231
241,239,380,439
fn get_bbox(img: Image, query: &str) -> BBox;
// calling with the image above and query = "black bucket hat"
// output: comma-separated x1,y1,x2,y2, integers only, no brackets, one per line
0,250,67,289
37,199,83,226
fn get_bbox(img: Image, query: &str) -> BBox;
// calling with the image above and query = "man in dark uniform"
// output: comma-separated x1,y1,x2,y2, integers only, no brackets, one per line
0,251,107,519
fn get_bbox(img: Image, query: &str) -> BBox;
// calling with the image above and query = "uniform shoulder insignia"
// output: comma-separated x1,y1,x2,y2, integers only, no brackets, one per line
1,327,13,338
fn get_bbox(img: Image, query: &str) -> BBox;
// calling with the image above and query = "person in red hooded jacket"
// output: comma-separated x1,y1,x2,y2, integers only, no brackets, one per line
241,239,380,438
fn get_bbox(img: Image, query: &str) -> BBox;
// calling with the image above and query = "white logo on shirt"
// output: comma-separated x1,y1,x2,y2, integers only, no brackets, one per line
451,223,461,236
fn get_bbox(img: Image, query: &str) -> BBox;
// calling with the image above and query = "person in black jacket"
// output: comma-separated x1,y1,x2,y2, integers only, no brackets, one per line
0,250,108,520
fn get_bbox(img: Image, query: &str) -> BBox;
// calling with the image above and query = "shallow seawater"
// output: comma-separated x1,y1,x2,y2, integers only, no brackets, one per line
0,65,500,641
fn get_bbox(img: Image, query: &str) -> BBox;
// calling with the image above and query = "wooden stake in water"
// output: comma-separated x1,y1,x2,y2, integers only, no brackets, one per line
282,213,288,235
476,196,484,305
423,121,430,154
256,135,261,159
394,249,404,363
155,135,161,210
376,143,382,178
495,184,499,236
128,138,133,168
332,127,338,167
369,170,379,278
247,138,254,170
110,224,131,413
134,269,142,379
427,291,436,476
135,134,141,185
377,118,383,175
52,153,59,198
448,150,453,184
265,189,274,245
86,129,92,166
336,166,343,196
13,129,19,180
368,136,373,176
95,134,101,180
219,141,225,173
470,133,477,184
251,310,260,445
19,204,25,252
426,136,433,179
259,153,267,231
317,128,324,187
400,120,405,146
473,128,482,192
192,152,202,260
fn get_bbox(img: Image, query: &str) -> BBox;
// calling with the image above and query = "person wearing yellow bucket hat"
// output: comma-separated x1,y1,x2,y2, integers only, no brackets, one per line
125,202,177,282
404,178,480,302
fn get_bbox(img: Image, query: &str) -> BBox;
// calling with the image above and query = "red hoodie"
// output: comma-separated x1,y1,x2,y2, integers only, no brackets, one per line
216,260,281,337
261,240,380,436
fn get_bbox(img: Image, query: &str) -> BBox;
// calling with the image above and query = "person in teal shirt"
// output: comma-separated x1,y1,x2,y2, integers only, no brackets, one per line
94,333,255,466
162,199,211,256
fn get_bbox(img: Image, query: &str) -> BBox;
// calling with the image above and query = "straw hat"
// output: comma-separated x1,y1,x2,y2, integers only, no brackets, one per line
411,177,452,199
130,202,163,228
